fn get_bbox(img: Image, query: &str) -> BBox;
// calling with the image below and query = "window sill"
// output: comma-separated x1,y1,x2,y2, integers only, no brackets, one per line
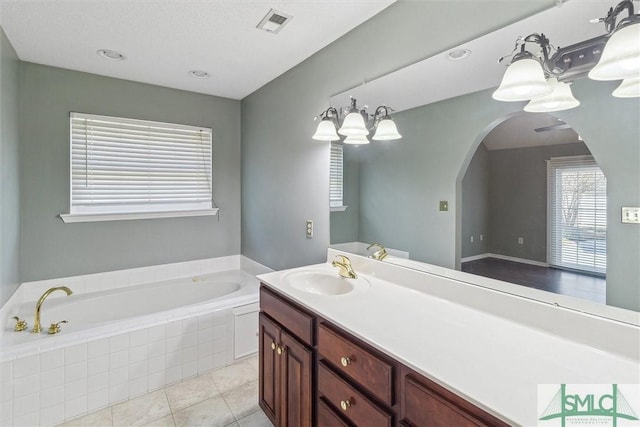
60,208,219,223
330,205,348,212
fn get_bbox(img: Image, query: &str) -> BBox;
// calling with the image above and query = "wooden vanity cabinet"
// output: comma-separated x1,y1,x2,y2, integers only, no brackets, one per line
399,367,510,427
259,287,314,427
259,283,509,427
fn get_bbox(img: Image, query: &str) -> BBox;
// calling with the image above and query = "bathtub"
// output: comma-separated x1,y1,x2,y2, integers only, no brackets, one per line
0,256,267,427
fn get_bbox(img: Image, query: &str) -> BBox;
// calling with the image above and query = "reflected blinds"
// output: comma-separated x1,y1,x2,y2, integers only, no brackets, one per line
330,143,344,208
70,113,212,215
548,156,607,274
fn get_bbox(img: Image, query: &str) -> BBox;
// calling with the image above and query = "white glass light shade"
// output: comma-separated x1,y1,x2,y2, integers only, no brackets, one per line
612,77,640,98
312,119,340,141
588,22,640,81
372,118,402,140
524,78,580,112
338,111,369,136
492,57,553,102
343,134,370,145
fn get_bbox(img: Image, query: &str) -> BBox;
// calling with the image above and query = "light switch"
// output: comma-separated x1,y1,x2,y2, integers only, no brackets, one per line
622,207,640,224
306,219,313,237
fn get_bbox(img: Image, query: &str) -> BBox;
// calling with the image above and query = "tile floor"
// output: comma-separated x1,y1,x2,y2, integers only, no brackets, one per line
56,354,272,427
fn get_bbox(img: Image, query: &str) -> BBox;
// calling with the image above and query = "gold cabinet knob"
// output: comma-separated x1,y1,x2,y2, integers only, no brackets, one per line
12,316,28,332
340,399,352,411
340,356,352,367
271,342,277,351
276,345,285,355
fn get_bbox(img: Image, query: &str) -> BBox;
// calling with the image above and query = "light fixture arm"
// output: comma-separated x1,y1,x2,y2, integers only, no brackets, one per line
371,105,394,126
315,106,340,126
602,0,636,33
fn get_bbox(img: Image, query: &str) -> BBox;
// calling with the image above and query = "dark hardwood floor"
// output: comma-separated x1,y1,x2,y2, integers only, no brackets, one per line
461,257,606,304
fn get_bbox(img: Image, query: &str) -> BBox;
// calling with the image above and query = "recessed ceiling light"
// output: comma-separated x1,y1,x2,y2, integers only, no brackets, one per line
97,49,126,61
188,70,210,79
447,49,472,61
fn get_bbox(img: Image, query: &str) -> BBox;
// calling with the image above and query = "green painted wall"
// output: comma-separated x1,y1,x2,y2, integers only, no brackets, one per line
20,63,241,281
0,28,21,306
461,143,490,258
487,142,590,263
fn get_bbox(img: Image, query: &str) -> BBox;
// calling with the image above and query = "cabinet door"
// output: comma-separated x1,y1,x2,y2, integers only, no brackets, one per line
280,330,313,427
402,375,490,427
259,313,280,425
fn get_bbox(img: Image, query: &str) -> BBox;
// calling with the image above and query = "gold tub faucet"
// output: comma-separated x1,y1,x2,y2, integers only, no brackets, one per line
367,242,388,261
332,255,357,279
32,286,73,333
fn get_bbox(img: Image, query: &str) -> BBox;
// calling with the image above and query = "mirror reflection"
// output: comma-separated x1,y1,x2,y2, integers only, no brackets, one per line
329,0,639,315
459,113,606,304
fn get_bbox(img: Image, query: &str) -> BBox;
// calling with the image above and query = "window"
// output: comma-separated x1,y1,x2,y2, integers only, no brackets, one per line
61,113,216,222
548,155,606,275
330,142,345,210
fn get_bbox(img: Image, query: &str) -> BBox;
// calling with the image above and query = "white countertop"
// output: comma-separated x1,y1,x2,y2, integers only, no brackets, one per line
257,253,640,426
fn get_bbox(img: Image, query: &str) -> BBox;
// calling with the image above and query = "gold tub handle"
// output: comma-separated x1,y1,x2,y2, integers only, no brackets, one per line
48,320,68,335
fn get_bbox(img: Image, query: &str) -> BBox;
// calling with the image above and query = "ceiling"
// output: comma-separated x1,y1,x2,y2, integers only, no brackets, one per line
0,0,395,100
331,0,616,109
483,113,580,151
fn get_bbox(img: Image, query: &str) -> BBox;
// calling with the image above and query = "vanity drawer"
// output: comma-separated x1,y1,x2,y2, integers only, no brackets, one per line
318,398,353,427
318,362,392,427
318,323,393,405
260,286,314,346
402,375,495,427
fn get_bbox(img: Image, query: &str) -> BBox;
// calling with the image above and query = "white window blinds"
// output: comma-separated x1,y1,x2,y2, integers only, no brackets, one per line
330,143,344,208
70,112,213,216
548,156,607,275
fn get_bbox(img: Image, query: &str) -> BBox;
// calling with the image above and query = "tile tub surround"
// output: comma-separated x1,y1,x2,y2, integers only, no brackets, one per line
55,355,272,427
0,255,271,426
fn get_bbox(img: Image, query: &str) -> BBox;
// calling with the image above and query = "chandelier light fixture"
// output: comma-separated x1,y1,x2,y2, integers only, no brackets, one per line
493,0,640,112
312,98,402,143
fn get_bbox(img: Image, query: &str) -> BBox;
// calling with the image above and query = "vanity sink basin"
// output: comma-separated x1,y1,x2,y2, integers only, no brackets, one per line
282,269,368,295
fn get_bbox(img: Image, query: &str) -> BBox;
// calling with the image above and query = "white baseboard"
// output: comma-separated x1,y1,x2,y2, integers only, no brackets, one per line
461,253,549,268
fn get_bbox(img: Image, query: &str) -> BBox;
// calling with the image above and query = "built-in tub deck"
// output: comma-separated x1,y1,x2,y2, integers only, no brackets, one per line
0,256,267,426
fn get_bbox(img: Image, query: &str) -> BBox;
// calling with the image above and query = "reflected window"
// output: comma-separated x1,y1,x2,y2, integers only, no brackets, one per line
548,155,607,275
330,142,344,209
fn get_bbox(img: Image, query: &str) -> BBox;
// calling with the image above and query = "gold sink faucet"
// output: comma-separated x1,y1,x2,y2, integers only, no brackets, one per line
32,286,73,333
367,242,388,261
332,255,357,279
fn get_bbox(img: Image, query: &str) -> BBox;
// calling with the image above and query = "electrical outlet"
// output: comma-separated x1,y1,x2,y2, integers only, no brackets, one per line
480,234,484,241
518,237,524,245
439,201,448,212
306,219,313,238
622,207,640,224
470,235,474,243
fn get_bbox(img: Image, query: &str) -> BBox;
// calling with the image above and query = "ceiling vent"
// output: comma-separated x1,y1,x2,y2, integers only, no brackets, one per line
256,9,292,34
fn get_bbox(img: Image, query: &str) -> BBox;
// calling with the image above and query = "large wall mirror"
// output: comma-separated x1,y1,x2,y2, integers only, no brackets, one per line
328,0,639,320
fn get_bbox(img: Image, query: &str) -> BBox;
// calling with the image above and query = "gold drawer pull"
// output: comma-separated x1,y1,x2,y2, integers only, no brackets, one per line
340,356,352,367
277,345,285,355
340,399,352,411
271,342,277,351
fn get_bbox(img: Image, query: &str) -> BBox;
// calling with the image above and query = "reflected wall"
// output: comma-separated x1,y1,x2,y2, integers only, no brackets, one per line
331,80,640,311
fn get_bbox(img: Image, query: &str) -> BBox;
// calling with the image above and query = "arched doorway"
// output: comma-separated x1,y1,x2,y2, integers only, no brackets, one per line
457,112,606,303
